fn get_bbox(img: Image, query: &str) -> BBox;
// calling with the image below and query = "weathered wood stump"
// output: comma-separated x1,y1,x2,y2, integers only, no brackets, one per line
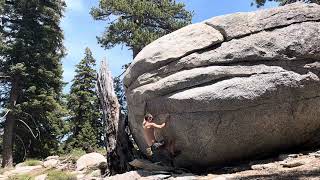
96,60,134,175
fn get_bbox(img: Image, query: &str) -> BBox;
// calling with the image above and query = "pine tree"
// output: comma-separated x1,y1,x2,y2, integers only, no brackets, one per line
0,0,66,167
66,48,103,149
252,0,319,7
91,0,193,58
114,77,127,116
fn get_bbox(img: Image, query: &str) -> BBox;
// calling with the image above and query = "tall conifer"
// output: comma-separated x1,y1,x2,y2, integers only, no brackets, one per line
67,48,103,149
0,0,66,167
91,0,193,58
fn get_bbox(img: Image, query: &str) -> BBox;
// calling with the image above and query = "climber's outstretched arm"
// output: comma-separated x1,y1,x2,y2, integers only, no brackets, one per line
147,122,166,129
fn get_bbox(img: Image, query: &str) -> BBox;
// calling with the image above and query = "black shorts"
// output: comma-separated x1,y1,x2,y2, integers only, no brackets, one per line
151,140,165,151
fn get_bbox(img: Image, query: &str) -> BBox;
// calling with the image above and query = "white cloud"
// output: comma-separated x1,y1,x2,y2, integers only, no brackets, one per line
64,0,85,12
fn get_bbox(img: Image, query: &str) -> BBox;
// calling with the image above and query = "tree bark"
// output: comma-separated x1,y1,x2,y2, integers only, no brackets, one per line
2,79,19,168
96,60,134,175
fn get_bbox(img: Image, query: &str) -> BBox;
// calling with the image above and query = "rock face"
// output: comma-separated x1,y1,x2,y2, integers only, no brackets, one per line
124,2,320,169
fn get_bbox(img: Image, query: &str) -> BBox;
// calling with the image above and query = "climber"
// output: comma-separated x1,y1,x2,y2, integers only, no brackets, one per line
142,113,181,166
142,113,167,157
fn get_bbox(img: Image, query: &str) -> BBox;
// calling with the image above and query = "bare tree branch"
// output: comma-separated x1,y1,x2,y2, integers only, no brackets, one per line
17,119,38,139
0,76,10,78
0,73,10,79
0,109,10,121
22,112,40,139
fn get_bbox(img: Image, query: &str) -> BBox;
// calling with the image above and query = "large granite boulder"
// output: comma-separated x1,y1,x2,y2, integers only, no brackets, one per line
124,2,320,169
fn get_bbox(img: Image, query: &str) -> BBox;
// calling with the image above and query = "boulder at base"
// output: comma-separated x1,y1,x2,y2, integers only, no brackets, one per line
43,159,59,168
76,152,107,171
124,2,320,170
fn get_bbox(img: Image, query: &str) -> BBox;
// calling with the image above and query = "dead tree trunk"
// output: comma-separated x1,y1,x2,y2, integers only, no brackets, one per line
96,60,134,175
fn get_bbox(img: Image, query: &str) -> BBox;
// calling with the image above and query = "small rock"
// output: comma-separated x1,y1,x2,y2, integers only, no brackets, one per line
76,152,107,171
288,154,300,158
314,154,320,158
151,174,172,179
308,153,317,157
76,173,85,179
212,176,234,180
310,151,320,157
281,160,305,168
278,153,301,161
35,174,47,180
105,170,151,180
43,159,59,168
90,169,101,177
251,163,277,170
45,155,59,161
15,163,25,168
172,173,198,180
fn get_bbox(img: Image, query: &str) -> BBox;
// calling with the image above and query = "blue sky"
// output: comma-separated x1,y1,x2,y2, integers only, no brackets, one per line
61,0,278,93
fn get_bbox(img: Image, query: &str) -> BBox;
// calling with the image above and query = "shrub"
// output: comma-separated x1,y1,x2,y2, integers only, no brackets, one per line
95,148,107,155
24,159,42,166
66,148,86,164
8,174,33,180
47,170,76,180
